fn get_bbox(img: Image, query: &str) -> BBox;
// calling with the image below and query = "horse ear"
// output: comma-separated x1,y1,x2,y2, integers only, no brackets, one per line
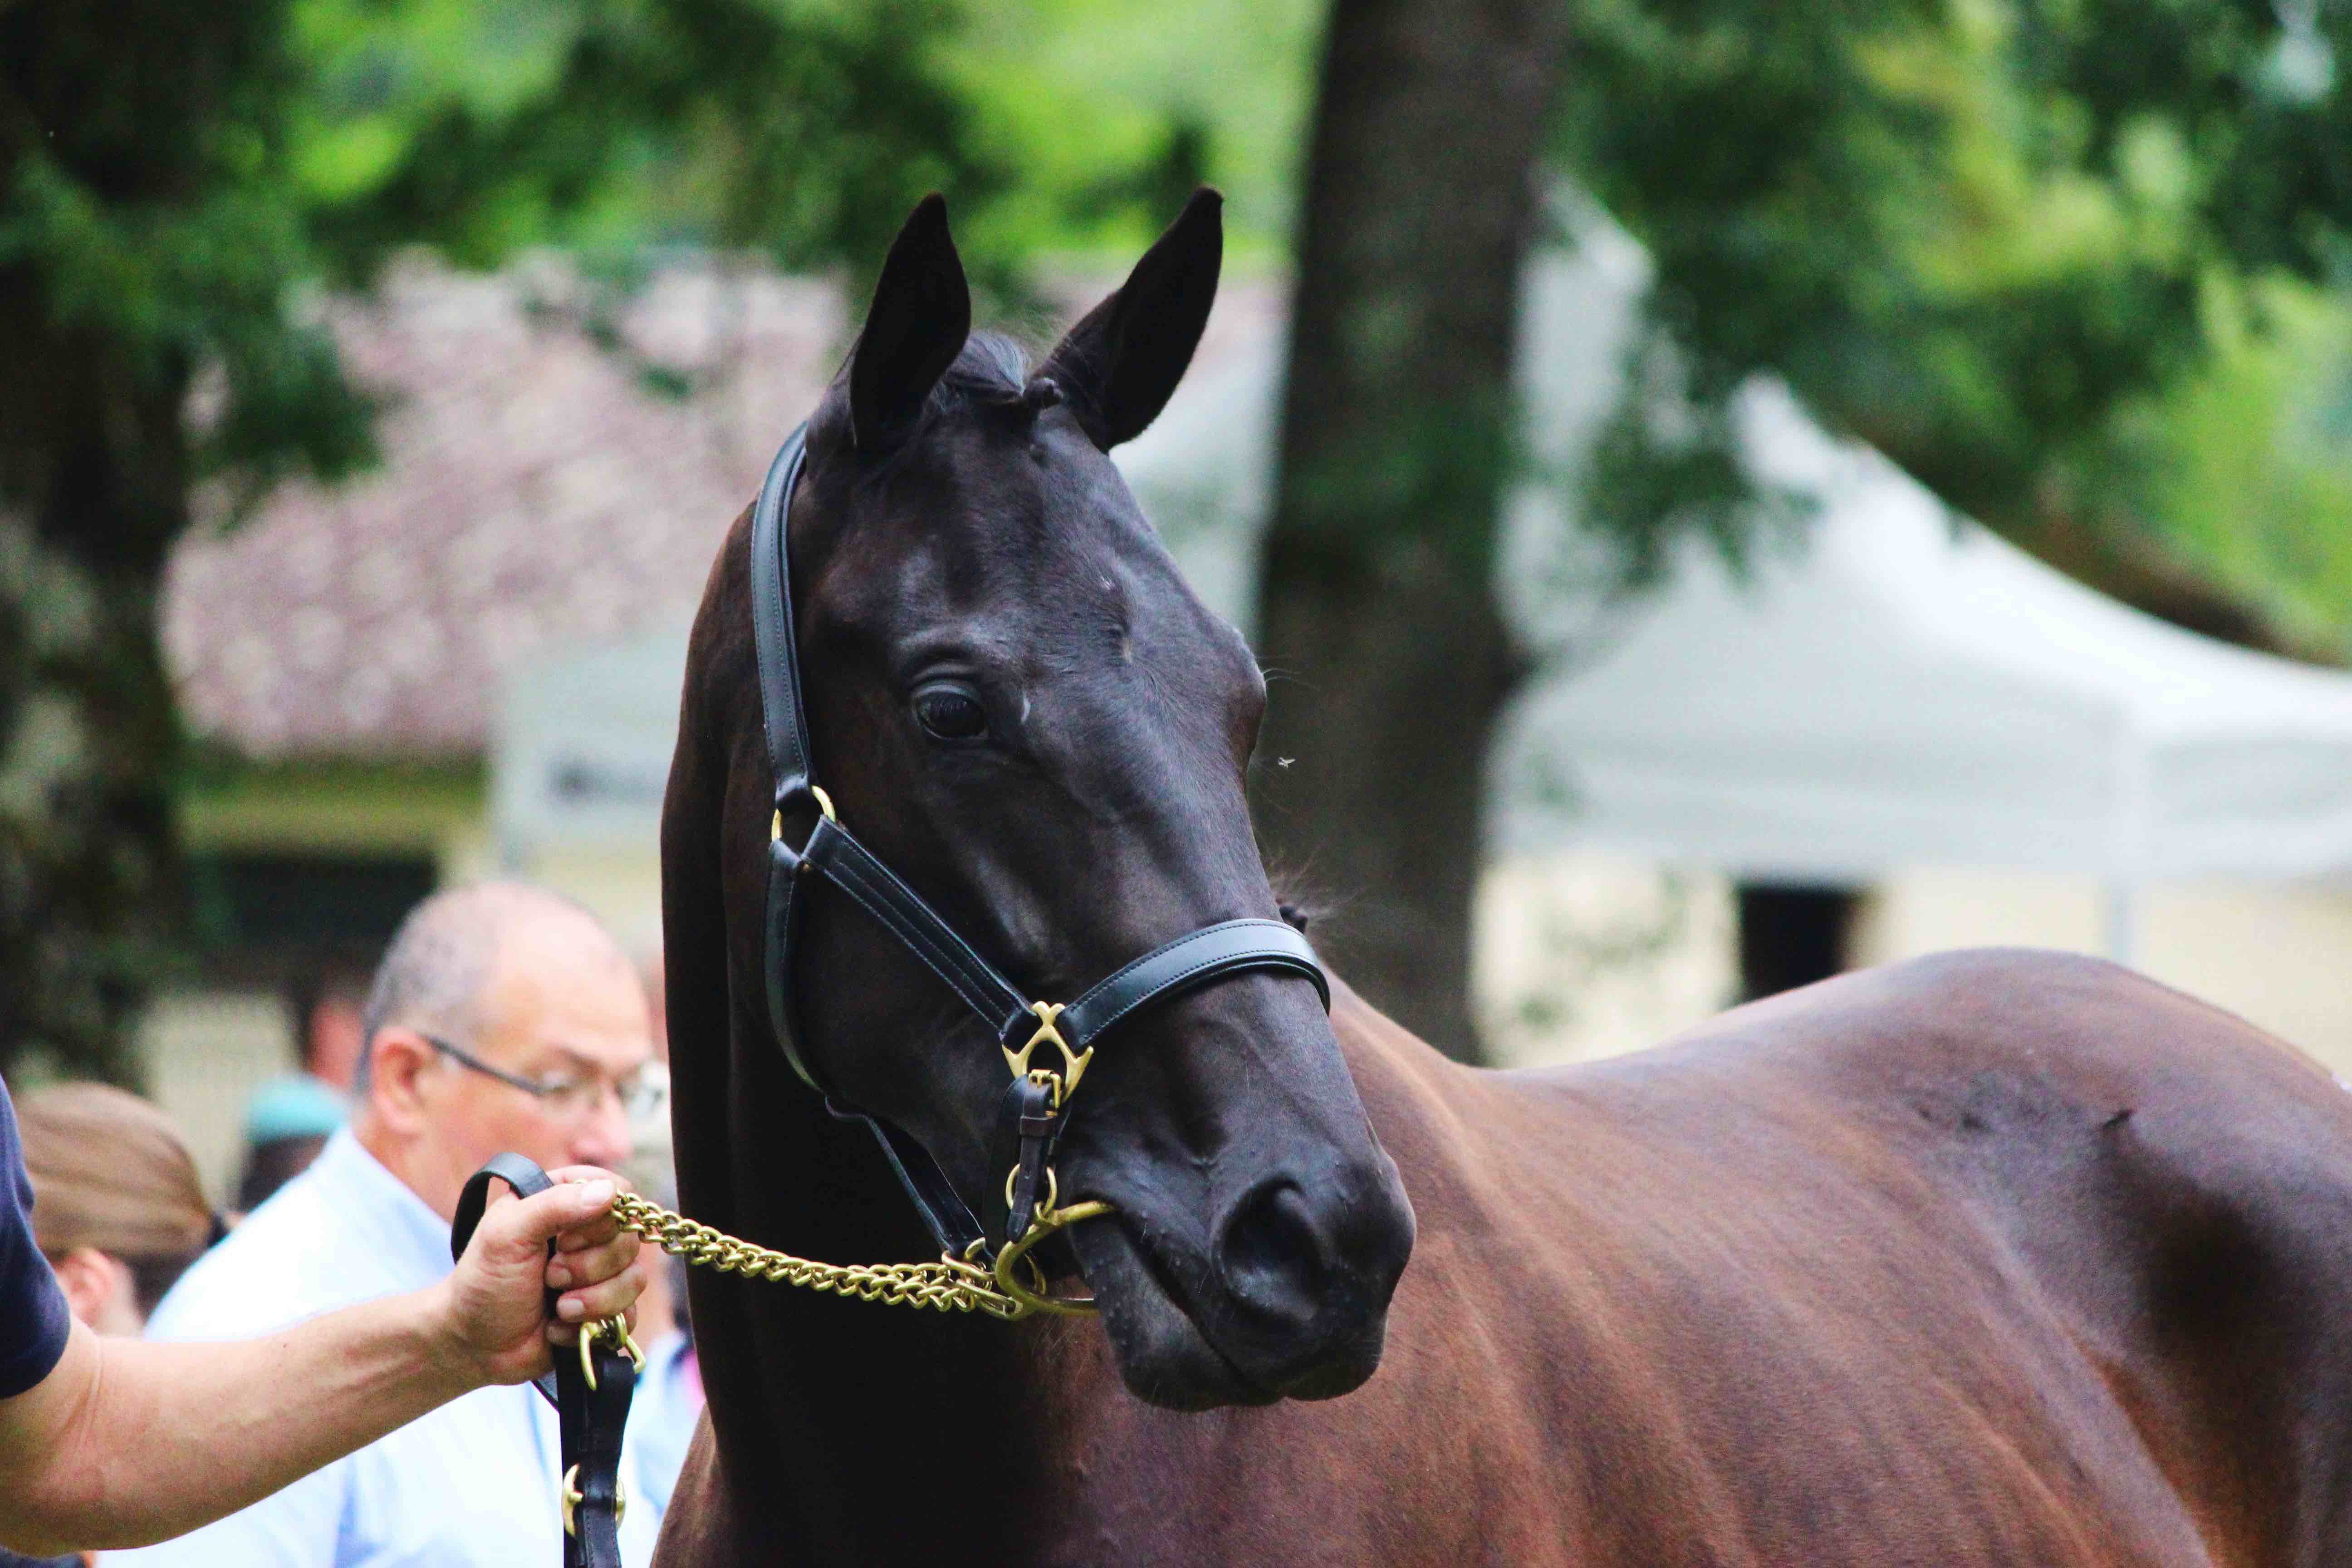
1041,186,1223,450
849,194,972,452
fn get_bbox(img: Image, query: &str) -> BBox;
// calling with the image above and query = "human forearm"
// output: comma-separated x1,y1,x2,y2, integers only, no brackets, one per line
0,1172,638,1556
7,1291,479,1552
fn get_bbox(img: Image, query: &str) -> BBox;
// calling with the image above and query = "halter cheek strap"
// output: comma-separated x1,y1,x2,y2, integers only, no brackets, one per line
747,422,1330,1259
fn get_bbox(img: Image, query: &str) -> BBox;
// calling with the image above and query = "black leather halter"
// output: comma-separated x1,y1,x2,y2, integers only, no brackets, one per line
750,421,1330,1260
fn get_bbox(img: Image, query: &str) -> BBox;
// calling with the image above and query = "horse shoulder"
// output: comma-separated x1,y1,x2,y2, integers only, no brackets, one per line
1318,949,2352,1565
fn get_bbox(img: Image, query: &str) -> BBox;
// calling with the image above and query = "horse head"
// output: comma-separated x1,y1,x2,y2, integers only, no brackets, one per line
706,191,1414,1411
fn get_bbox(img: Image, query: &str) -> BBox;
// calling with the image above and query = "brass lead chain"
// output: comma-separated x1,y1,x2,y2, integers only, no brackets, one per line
605,1188,1107,1322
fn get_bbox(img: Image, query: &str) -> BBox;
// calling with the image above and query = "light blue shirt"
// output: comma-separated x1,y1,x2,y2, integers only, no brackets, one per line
624,1329,703,1520
110,1130,664,1568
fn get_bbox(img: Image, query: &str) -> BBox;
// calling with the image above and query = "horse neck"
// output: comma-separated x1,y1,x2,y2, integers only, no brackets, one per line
681,1004,1087,1561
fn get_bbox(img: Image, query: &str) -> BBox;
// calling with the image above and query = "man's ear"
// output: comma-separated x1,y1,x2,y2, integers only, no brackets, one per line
1041,186,1223,450
849,194,972,452
365,1028,436,1136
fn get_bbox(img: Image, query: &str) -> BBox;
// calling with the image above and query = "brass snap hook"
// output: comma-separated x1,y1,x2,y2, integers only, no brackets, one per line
990,1183,1115,1318
576,1314,647,1392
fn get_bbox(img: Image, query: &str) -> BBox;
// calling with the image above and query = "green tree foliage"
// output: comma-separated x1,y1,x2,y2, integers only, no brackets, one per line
943,0,1323,258
1559,0,2352,653
0,0,997,1078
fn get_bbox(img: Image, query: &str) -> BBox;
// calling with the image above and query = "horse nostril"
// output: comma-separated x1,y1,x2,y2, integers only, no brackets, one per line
1217,1179,1334,1323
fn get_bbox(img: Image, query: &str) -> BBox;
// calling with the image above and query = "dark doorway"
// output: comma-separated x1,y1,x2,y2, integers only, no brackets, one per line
187,852,437,982
1736,882,1859,1002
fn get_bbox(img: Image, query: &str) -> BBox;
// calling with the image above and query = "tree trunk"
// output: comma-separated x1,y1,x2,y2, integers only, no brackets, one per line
0,312,188,1083
1252,0,1563,1063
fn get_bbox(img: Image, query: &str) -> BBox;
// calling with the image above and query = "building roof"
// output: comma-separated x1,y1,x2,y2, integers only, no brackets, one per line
164,256,1281,761
164,259,843,760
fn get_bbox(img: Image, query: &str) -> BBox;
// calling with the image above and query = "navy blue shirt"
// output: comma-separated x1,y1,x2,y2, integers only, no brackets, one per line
0,1077,70,1398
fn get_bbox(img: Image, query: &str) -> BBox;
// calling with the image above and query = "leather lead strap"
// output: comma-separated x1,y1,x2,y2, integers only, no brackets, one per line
452,1156,635,1568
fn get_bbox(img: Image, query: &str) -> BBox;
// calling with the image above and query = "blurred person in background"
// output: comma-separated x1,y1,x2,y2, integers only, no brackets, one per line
637,950,668,1063
235,967,368,1211
109,882,668,1568
21,1085,221,1340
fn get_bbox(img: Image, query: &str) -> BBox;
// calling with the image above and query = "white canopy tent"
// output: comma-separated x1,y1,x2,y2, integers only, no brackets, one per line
1493,383,2352,960
1115,210,2352,964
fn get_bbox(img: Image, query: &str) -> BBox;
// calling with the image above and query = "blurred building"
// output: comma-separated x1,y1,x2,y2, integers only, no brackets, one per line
152,224,2352,1189
158,258,846,1191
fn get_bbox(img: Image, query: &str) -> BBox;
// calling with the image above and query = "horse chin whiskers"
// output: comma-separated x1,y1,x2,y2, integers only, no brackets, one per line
1067,1209,1282,1411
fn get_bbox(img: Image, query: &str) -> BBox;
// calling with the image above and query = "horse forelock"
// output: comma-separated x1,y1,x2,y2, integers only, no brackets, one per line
817,329,1039,451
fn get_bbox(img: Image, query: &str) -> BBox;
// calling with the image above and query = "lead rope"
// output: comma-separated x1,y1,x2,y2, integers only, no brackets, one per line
595,995,1109,1319
459,1153,1105,1562
602,1181,1109,1322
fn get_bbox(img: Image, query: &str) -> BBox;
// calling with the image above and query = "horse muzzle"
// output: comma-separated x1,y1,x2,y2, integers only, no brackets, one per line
1067,1148,1414,1410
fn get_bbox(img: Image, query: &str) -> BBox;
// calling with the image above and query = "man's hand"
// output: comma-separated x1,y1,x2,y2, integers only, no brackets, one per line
431,1167,646,1390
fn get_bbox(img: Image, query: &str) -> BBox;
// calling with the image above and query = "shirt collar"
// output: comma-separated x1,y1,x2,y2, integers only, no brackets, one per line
306,1127,459,1292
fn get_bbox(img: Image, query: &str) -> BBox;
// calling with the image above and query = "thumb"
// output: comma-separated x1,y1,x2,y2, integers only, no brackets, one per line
479,1179,617,1259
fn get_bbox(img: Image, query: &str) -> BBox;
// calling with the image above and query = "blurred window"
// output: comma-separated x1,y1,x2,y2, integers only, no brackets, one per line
191,854,437,962
1736,883,1858,1002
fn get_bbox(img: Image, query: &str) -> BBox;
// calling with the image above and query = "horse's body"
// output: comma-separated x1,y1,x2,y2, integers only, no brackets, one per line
660,920,2352,1563
652,193,2352,1564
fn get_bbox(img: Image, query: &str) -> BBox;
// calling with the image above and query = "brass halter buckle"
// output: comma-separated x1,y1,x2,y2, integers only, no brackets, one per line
560,1463,628,1537
1001,1000,1092,1105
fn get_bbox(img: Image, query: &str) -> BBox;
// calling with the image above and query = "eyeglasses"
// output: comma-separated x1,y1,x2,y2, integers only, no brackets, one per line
421,1034,656,1124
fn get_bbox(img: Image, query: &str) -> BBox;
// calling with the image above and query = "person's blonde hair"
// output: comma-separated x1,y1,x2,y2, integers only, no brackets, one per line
19,1083,216,1313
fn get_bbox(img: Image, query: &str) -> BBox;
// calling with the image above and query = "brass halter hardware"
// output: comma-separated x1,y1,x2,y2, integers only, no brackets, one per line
1002,1000,1093,1105
596,976,1112,1320
560,1464,627,1537
771,785,837,841
991,1194,1114,1318
577,1314,646,1393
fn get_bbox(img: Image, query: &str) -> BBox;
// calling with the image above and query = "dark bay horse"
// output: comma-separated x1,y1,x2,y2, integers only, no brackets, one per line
655,191,2352,1564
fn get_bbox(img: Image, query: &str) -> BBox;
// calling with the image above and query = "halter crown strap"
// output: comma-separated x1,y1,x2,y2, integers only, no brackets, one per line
750,424,815,808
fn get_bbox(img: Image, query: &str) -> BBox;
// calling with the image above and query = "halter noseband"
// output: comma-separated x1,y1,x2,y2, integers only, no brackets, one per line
749,421,1330,1285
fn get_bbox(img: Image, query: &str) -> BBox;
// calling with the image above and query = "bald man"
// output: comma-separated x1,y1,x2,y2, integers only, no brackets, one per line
113,884,666,1568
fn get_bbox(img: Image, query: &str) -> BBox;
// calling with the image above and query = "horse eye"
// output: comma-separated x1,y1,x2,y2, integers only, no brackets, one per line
913,685,988,740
